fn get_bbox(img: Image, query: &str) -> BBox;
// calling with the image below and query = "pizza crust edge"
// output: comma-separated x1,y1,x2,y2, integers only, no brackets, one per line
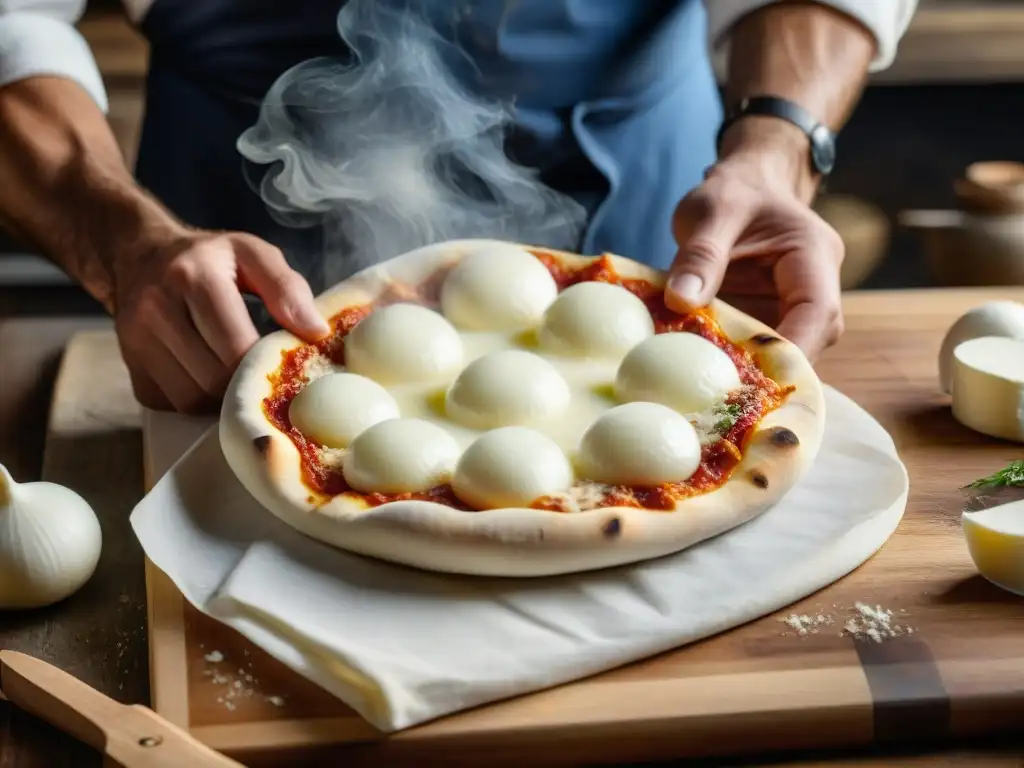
219,239,826,577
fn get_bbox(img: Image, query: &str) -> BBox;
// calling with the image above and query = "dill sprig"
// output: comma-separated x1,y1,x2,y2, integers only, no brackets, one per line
965,460,1024,489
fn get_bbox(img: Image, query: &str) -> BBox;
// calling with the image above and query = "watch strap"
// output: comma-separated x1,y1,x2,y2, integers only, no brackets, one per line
716,95,836,176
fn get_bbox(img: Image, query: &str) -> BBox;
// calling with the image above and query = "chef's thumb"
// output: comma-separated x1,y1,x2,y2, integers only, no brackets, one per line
666,204,746,313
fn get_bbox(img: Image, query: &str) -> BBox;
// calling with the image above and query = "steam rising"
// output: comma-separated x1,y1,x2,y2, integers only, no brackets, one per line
238,0,587,287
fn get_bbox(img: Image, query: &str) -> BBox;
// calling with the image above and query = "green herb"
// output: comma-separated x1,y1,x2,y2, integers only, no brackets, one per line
965,460,1024,489
714,403,742,433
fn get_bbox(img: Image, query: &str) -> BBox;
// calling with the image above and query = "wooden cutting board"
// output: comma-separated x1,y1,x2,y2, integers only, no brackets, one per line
51,288,1024,767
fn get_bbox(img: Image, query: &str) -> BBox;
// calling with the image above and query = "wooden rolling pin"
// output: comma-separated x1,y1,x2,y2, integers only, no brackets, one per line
0,650,243,767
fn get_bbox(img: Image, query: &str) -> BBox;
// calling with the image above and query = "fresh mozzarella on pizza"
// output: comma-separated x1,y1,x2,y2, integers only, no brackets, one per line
615,332,743,414
342,418,460,494
344,302,464,384
288,372,399,449
538,281,655,358
219,239,826,577
445,349,571,430
452,426,574,510
577,402,702,486
440,242,558,331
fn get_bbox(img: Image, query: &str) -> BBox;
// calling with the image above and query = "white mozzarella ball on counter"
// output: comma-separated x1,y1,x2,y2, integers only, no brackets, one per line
342,418,460,494
938,301,1024,394
950,336,1024,443
440,244,558,331
577,402,702,486
452,427,574,510
288,372,400,448
538,281,654,359
344,303,464,384
445,350,571,430
614,332,741,414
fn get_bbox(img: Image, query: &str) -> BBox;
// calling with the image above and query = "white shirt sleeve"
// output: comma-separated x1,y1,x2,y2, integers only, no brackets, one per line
705,0,919,80
0,0,108,112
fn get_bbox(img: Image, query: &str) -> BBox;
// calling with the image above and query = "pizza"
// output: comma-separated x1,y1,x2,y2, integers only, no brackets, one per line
219,239,826,577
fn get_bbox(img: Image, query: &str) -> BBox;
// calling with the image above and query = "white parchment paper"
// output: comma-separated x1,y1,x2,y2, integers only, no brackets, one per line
131,386,909,732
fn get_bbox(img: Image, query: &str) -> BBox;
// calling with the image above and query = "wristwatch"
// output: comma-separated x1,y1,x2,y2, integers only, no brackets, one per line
717,95,837,176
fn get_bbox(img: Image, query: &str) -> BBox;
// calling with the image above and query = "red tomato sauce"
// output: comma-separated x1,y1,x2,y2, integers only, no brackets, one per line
262,251,791,511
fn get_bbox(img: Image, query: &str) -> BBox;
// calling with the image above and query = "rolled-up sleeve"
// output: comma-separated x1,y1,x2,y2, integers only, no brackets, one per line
706,0,919,78
0,0,107,112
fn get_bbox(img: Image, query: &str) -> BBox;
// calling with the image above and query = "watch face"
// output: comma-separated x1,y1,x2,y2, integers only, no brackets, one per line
810,125,836,175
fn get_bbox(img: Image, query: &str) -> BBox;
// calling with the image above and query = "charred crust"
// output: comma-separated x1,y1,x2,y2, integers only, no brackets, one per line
766,427,800,448
602,517,622,538
253,435,272,455
749,470,769,489
751,333,781,346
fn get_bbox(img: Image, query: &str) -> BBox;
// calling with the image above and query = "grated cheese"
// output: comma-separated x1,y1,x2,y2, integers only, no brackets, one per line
302,354,339,382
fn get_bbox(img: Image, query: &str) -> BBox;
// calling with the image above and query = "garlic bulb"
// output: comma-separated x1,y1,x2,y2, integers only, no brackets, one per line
939,301,1024,394
0,464,102,609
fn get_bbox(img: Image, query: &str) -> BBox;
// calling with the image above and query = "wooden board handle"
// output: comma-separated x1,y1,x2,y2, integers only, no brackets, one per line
0,651,243,768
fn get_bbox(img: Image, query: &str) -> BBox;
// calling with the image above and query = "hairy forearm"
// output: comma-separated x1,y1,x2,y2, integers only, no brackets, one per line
718,2,877,201
0,76,184,309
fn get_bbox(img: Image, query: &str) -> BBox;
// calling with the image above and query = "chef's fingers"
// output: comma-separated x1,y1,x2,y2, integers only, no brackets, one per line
125,364,172,412
143,292,230,397
233,235,330,342
184,270,262,369
773,227,845,359
121,329,214,413
666,193,752,313
775,301,843,360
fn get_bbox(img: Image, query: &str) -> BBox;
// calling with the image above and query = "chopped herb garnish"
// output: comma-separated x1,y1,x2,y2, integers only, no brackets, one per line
965,460,1024,489
714,402,742,433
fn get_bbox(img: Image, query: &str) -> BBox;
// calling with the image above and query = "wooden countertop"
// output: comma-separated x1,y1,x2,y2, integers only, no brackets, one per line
1,286,1023,766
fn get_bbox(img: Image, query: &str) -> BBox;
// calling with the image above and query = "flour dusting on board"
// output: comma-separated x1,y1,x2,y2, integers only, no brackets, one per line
779,602,914,642
200,649,289,712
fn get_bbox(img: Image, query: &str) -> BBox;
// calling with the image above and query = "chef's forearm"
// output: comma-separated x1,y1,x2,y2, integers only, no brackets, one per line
717,3,877,202
0,76,184,309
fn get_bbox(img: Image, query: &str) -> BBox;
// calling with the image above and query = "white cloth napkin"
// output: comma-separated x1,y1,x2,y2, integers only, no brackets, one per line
131,386,909,732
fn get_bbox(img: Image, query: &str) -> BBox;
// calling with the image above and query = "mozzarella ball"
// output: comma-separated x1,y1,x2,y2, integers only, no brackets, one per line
615,332,741,413
342,418,460,494
577,402,701,486
445,350,571,429
452,427,573,510
288,372,400,448
344,303,464,384
440,244,558,331
538,282,654,358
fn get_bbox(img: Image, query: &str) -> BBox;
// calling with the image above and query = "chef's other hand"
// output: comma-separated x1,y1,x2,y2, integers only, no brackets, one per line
666,156,845,361
113,231,330,413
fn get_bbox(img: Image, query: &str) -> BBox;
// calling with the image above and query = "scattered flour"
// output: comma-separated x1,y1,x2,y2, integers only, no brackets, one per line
779,602,914,642
200,649,287,712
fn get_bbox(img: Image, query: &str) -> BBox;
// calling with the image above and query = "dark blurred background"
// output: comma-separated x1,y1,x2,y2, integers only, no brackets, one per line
2,0,1023,314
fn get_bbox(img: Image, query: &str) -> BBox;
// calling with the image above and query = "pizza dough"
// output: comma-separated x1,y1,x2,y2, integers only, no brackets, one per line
615,332,742,414
577,402,702,486
440,243,558,331
219,239,827,577
950,336,1024,443
344,303,464,384
342,418,461,494
538,281,655,358
452,427,573,510
288,373,399,449
445,350,571,430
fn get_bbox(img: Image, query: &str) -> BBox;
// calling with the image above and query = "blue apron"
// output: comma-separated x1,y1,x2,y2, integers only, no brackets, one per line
135,0,721,307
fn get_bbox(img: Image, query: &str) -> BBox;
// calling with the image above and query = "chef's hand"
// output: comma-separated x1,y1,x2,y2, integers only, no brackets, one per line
666,132,845,362
113,231,330,413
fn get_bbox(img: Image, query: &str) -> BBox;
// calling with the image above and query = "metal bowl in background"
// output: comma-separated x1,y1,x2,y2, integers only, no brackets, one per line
901,161,1024,287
